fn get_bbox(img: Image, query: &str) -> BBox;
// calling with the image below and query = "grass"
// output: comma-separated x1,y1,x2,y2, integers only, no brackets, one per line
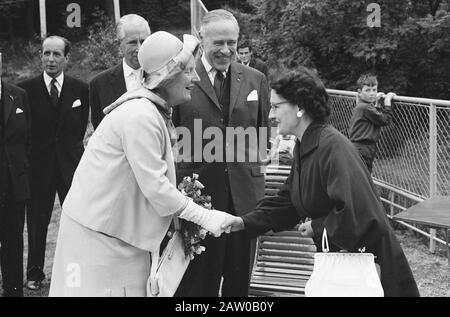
395,227,450,297
1,201,448,297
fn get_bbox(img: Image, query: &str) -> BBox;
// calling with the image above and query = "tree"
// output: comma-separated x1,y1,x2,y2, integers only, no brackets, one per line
242,0,450,99
0,0,30,41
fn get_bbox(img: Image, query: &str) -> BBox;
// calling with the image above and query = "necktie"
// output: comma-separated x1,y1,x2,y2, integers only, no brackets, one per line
50,78,59,107
213,71,224,101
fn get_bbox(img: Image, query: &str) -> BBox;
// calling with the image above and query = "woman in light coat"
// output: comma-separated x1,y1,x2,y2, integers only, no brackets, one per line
49,31,232,297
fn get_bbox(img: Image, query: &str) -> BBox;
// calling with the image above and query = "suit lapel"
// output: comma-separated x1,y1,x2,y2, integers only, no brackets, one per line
38,74,54,108
229,63,243,117
3,83,15,126
111,64,127,101
195,61,221,110
57,75,74,129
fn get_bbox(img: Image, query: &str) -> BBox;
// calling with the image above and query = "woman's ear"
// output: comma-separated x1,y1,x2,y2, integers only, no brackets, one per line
296,108,305,118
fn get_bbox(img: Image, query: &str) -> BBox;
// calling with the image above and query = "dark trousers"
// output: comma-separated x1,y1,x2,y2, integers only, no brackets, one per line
174,230,252,297
175,187,252,297
26,169,68,282
353,143,376,174
0,199,25,296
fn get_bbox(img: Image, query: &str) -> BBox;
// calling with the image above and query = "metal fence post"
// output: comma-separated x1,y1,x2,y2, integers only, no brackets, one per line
429,103,437,253
113,0,121,24
389,191,395,218
39,0,47,39
190,0,195,35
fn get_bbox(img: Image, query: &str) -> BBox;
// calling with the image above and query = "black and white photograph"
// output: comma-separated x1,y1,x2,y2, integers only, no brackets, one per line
0,0,449,300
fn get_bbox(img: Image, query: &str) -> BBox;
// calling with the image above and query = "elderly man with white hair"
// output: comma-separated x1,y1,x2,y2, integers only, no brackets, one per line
89,14,151,129
49,31,234,297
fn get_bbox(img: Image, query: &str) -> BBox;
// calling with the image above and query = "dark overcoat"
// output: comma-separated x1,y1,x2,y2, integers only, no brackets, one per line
242,121,420,297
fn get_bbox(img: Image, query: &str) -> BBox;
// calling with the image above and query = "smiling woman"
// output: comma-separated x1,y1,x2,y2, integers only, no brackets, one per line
222,66,421,297
48,31,235,297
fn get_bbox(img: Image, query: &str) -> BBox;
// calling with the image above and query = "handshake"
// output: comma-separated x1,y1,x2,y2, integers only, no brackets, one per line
178,201,245,237
204,211,244,237
190,213,315,238
178,201,316,238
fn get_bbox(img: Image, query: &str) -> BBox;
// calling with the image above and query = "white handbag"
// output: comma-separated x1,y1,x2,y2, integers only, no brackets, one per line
305,228,384,297
147,218,190,297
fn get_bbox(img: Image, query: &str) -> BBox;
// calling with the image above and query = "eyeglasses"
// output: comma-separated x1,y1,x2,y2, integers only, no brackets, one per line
270,101,290,108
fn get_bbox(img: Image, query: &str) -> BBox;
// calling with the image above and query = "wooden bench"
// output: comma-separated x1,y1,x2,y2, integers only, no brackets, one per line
248,165,317,297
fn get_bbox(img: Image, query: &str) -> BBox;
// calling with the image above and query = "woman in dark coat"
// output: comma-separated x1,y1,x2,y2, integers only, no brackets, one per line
224,67,419,297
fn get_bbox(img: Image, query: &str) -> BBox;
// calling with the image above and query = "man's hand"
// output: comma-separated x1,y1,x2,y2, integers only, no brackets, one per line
298,221,314,238
221,215,245,233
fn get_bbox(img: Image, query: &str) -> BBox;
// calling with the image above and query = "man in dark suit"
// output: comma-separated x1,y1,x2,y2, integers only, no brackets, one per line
173,9,270,297
237,39,269,79
18,36,89,290
0,76,31,297
89,14,151,129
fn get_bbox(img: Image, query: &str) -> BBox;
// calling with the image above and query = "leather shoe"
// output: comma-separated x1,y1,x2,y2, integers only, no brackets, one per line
26,280,41,290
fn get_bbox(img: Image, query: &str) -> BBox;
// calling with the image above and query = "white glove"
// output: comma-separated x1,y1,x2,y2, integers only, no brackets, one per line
178,199,230,237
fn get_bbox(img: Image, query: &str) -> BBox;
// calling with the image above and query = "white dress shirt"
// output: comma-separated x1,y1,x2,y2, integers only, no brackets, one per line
201,54,228,86
43,71,64,97
123,59,142,92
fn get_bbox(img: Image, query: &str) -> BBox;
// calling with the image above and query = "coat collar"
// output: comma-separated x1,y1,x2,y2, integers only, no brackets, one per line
111,64,127,99
56,75,73,129
195,59,221,109
195,60,244,115
297,120,326,159
2,81,17,125
103,87,169,115
228,62,243,115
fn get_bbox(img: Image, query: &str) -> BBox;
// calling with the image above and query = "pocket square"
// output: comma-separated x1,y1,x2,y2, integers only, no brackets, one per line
72,99,82,108
247,90,258,101
16,108,24,114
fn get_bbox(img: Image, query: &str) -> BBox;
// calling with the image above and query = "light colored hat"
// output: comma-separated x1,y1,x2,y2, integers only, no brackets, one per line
138,31,199,90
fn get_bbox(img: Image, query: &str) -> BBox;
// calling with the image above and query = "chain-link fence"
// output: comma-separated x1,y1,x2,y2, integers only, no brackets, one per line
327,89,450,199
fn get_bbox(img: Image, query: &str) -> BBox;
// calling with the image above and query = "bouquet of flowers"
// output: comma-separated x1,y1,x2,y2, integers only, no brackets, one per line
174,173,212,259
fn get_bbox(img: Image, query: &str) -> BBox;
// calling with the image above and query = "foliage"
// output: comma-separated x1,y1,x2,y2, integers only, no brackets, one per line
133,0,190,31
76,9,121,71
239,0,450,99
0,0,27,18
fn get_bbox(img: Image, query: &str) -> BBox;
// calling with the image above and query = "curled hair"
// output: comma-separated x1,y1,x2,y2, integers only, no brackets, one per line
356,73,378,90
270,66,330,121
